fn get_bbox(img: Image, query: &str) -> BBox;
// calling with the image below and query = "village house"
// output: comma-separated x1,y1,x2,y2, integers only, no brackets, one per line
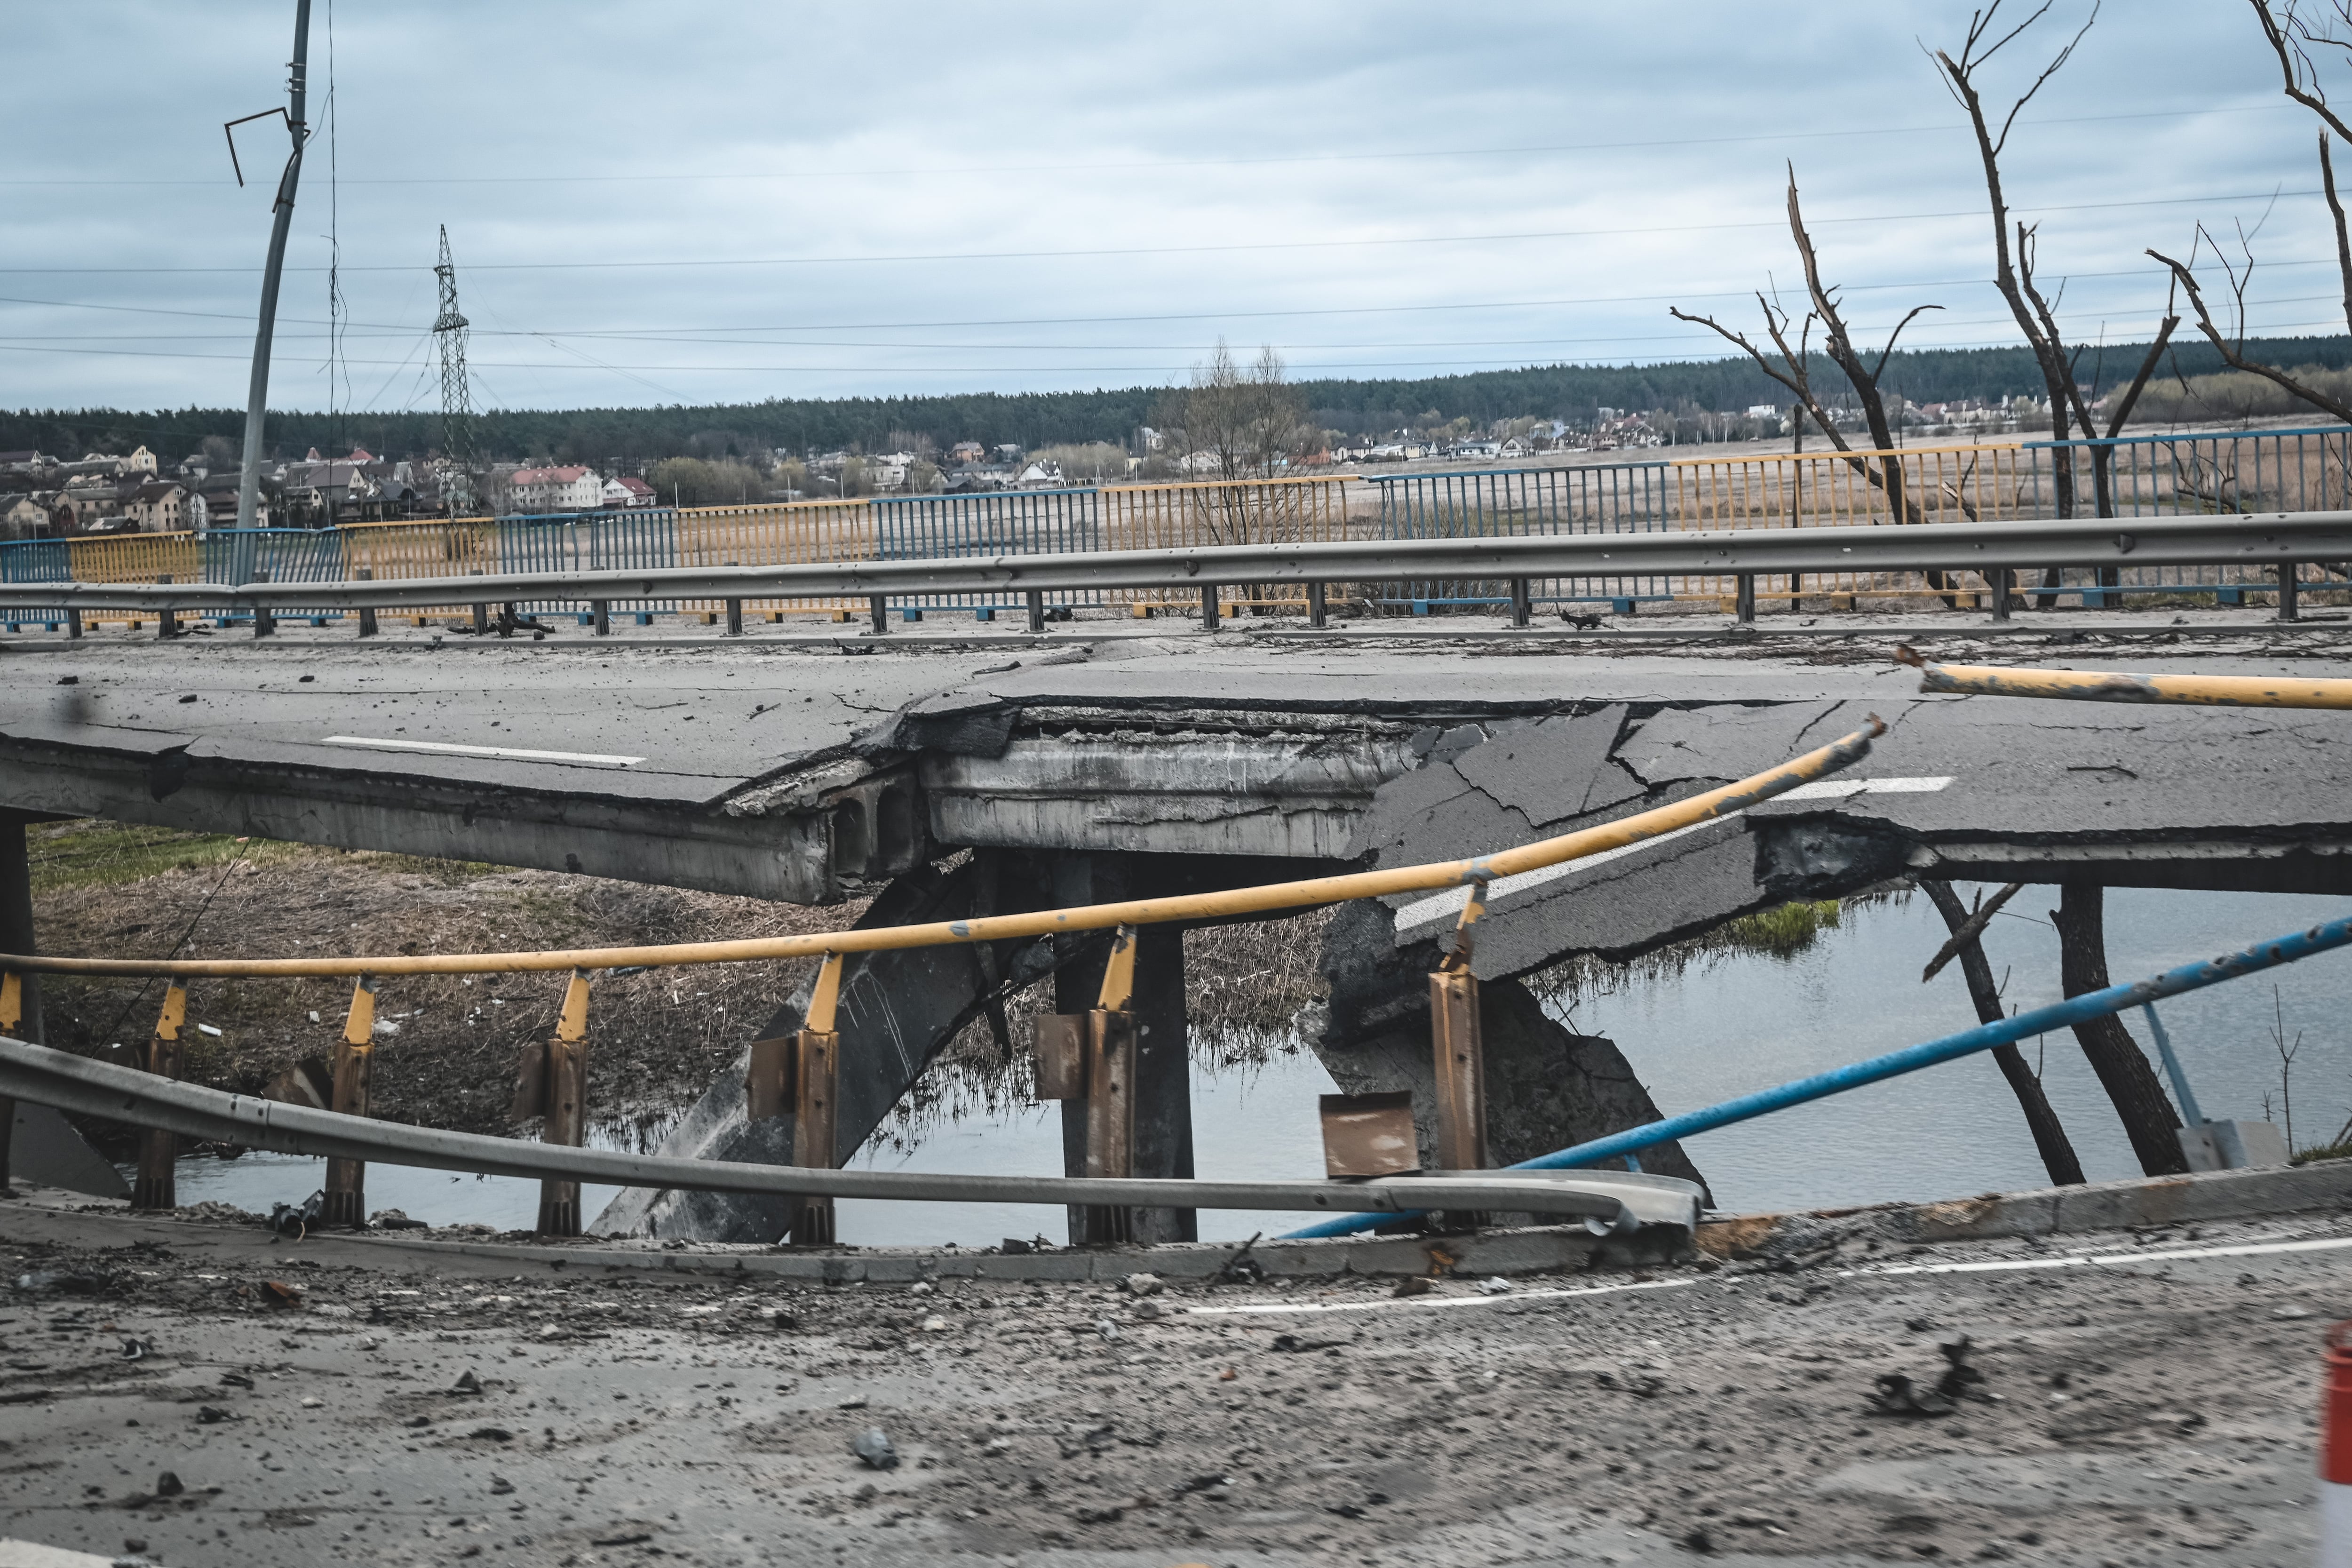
123,480,191,532
601,475,657,509
0,495,57,539
505,464,604,513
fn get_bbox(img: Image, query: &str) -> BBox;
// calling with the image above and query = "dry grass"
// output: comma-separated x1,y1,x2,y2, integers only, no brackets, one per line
34,831,861,1139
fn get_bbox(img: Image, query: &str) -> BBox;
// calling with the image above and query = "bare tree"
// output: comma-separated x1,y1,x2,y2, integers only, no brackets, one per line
1935,2,2178,604
1920,879,2084,1186
2146,0,2352,426
1671,167,1942,525
1175,340,1310,484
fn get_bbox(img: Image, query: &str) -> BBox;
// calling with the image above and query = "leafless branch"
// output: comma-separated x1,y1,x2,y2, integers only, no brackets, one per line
1870,304,1947,382
2148,239,2352,423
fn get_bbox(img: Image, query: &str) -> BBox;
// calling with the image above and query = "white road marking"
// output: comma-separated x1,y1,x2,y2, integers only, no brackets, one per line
1849,1232,2352,1278
1777,774,1956,800
1185,1232,2352,1318
1184,1276,1703,1316
319,735,645,766
1394,816,1739,934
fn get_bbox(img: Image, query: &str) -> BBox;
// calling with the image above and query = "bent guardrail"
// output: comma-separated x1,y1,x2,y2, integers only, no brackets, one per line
1287,906,2352,1239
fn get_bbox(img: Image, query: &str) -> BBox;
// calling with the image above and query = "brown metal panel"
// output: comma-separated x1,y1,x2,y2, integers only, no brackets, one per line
1319,1090,1420,1178
1032,1011,1087,1101
508,1039,548,1123
743,1034,797,1122
1429,969,1488,1173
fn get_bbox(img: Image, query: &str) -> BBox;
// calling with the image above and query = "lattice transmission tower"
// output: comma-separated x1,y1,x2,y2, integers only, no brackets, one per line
431,225,480,514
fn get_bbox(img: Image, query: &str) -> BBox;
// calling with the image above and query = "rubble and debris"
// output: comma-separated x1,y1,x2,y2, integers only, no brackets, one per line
852,1428,900,1470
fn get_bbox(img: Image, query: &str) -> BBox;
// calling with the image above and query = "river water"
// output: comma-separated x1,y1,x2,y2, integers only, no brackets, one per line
131,885,2352,1245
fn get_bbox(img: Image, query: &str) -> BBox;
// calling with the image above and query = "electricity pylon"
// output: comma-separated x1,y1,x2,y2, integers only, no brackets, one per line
431,225,480,515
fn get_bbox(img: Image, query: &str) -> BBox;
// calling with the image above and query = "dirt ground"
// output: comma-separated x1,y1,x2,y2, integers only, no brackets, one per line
0,1189,2342,1568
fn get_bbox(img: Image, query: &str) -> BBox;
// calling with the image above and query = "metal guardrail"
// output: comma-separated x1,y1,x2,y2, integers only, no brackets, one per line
0,723,1878,1241
3,512,2348,619
0,1037,1698,1227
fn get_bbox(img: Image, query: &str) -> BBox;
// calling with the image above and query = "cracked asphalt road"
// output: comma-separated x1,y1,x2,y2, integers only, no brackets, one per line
1,1189,2343,1567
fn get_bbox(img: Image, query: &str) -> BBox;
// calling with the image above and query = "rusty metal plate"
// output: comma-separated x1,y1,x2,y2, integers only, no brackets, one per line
1319,1090,1420,1178
743,1034,796,1122
1033,1011,1087,1101
508,1039,548,1122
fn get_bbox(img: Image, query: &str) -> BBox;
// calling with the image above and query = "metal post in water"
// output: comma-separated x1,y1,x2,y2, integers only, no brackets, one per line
534,969,591,1237
793,954,844,1244
233,0,313,532
321,975,374,1227
131,985,188,1210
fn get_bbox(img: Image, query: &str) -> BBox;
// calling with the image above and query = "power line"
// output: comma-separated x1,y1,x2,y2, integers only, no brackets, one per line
6,255,2340,337
0,103,2291,189
0,187,2333,276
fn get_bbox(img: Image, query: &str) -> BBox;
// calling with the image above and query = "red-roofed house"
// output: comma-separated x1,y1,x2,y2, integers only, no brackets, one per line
602,475,657,509
505,465,603,512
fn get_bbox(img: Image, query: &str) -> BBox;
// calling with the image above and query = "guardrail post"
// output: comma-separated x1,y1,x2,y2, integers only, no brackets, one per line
250,570,275,638
792,952,844,1244
1307,581,1327,628
1734,572,1756,624
866,595,890,636
1200,585,1220,633
1080,926,1140,1245
1509,577,1532,628
725,597,744,636
321,975,375,1227
1430,888,1490,1185
1026,589,1045,634
131,983,187,1210
2279,563,2301,623
533,969,591,1236
354,567,377,637
64,609,81,641
1988,567,2013,624
591,599,610,636
469,570,488,635
156,575,178,641
0,809,48,1195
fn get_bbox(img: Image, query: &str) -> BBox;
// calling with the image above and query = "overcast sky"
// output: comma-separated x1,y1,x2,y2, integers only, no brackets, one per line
5,1,2342,416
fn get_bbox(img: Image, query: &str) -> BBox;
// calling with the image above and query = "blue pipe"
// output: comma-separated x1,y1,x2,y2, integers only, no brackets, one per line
1285,908,2352,1240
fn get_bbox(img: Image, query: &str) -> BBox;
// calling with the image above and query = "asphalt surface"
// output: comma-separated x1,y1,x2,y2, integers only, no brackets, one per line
4,609,2348,812
1,1187,2345,1567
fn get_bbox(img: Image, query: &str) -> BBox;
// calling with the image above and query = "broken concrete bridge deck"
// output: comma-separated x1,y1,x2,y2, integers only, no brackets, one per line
4,617,2350,971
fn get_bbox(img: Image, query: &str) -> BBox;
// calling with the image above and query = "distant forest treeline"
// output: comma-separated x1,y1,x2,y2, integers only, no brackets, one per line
10,334,2352,464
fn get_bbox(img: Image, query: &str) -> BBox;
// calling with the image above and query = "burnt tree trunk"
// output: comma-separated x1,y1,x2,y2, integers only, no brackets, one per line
1920,880,2084,1186
2051,883,2188,1176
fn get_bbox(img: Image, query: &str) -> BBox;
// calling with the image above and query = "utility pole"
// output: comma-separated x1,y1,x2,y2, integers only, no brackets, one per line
233,0,313,532
432,226,480,515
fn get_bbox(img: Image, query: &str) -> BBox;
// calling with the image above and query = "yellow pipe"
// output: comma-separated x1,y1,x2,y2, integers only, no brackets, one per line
1896,644,2352,708
0,718,1884,981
